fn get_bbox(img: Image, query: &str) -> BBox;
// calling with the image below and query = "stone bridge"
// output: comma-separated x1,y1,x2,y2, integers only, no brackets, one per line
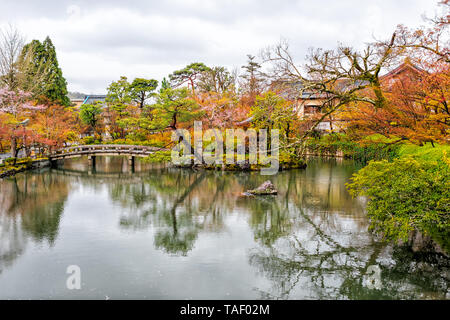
49,144,164,168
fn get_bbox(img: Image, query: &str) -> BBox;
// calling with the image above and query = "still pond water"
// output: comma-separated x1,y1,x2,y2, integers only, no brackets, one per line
0,157,448,299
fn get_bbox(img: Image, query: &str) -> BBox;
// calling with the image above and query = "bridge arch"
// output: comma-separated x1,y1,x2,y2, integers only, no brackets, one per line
49,144,163,169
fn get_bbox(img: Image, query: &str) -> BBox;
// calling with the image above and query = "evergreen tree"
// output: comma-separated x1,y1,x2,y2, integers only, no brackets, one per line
152,87,203,130
198,66,236,93
79,102,103,135
240,55,265,98
169,62,210,96
18,36,70,106
160,77,171,92
105,76,132,113
42,37,70,106
129,78,158,109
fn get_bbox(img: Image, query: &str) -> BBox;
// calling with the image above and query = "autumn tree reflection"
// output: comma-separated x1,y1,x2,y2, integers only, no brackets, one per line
246,161,449,299
0,170,70,272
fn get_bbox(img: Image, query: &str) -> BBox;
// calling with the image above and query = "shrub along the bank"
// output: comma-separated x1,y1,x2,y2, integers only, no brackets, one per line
106,138,166,148
142,150,172,163
347,150,450,253
79,137,168,148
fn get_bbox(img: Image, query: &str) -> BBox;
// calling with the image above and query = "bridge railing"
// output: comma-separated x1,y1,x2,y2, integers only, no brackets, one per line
49,144,163,158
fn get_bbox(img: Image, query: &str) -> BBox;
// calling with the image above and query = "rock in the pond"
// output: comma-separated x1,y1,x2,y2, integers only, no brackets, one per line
245,180,277,195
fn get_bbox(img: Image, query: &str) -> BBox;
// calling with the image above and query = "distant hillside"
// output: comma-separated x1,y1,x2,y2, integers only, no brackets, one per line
68,91,87,99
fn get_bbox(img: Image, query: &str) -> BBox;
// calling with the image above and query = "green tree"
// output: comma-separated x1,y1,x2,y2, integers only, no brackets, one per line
169,62,210,96
240,54,265,98
42,37,70,106
160,77,171,92
152,87,203,130
129,78,158,109
79,102,103,134
198,66,236,93
250,92,296,142
18,37,70,106
105,76,132,114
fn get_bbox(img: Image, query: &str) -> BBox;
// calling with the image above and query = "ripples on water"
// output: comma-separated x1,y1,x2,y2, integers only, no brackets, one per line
0,156,448,299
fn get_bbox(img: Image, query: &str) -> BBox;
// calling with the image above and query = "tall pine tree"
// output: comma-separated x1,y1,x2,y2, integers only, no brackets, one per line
19,36,70,106
240,55,265,99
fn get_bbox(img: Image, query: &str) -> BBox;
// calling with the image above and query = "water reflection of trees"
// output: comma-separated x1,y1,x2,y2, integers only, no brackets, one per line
0,211,26,274
248,203,385,299
249,230,449,299
109,159,372,261
115,169,228,255
106,157,448,299
1,157,447,298
245,160,449,299
0,170,70,273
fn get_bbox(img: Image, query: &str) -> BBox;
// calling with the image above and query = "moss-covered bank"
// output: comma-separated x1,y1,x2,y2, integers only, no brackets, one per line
0,158,50,178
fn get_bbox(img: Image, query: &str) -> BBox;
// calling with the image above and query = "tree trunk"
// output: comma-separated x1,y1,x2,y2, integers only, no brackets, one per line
12,144,21,166
10,137,16,159
140,95,145,109
190,79,196,97
170,114,177,130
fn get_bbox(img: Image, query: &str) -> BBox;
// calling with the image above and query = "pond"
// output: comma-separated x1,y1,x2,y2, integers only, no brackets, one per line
0,157,448,299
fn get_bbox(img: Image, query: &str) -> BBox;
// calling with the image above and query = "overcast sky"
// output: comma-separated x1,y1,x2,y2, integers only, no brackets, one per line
0,0,439,94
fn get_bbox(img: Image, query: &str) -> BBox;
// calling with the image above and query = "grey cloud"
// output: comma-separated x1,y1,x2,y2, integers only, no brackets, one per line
0,0,435,93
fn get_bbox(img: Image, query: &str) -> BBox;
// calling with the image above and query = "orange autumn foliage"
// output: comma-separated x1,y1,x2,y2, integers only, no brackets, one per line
341,58,449,145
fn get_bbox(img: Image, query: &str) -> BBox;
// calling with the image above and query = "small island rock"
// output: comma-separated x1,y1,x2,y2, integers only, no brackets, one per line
245,180,278,195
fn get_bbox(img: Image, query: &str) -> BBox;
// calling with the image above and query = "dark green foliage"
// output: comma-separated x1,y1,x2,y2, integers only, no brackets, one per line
79,102,103,129
106,76,132,113
152,87,203,130
347,156,450,250
20,37,70,106
106,76,159,110
81,136,102,145
169,62,210,93
160,77,171,92
130,78,158,108
104,139,166,148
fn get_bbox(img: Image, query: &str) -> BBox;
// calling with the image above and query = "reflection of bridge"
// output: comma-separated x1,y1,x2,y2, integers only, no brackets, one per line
49,144,163,169
51,167,155,182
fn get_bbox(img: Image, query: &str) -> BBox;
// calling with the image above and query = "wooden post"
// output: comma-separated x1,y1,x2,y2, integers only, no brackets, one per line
50,159,58,168
88,155,96,168
128,156,135,172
